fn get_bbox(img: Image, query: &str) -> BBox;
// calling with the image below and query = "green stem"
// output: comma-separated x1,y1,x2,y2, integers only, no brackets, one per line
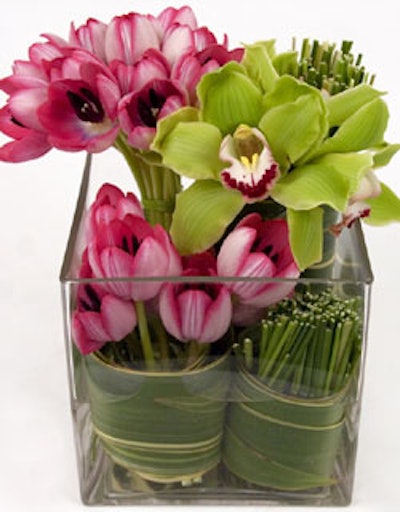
135,301,156,371
153,316,171,370
114,135,181,230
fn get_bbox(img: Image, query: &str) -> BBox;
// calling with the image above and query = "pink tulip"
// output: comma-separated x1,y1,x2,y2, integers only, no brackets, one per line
88,214,182,301
37,50,121,152
157,6,198,32
85,183,144,241
69,18,108,62
71,251,137,355
105,13,161,66
172,45,244,104
159,253,232,344
118,78,187,149
0,106,51,162
0,39,121,158
110,49,170,96
217,213,299,307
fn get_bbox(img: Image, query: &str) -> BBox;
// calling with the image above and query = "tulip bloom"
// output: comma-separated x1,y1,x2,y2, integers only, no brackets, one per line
85,183,144,241
159,255,232,344
118,79,187,149
217,213,299,307
71,251,137,355
69,18,108,62
88,214,182,301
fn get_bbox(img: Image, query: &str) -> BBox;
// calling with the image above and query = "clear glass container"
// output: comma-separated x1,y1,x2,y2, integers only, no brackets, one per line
60,155,373,506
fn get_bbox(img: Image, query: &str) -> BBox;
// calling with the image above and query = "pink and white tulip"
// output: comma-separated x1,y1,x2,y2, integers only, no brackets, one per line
217,213,299,307
85,183,144,241
88,214,182,301
105,13,161,66
72,251,137,355
69,18,108,62
118,79,187,149
159,254,232,344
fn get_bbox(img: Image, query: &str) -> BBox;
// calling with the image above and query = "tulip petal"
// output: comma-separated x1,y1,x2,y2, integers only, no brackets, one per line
159,284,183,340
200,287,232,343
217,226,255,277
72,314,106,355
179,290,211,341
101,295,137,340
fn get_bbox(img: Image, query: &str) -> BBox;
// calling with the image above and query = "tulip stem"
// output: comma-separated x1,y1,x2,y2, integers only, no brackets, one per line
135,301,156,371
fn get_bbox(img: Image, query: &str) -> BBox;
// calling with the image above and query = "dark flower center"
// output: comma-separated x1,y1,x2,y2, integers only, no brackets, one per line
137,88,166,128
121,235,141,255
67,87,105,123
80,284,101,312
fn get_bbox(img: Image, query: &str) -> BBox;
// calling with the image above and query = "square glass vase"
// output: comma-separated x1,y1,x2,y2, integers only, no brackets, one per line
60,155,373,506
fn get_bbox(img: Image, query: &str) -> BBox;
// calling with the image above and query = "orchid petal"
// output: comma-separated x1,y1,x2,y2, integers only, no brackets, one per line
170,180,244,255
287,207,324,270
259,76,328,171
272,152,374,212
242,42,279,93
326,84,385,127
157,121,224,180
198,62,263,135
313,98,389,157
365,182,400,225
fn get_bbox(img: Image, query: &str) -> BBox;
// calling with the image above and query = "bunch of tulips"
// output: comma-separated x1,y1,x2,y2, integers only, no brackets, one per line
72,183,299,361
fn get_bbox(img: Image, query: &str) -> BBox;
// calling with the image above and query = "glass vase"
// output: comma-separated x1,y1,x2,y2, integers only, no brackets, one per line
60,154,373,506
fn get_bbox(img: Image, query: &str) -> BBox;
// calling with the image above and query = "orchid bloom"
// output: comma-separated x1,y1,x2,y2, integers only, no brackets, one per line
159,253,232,344
220,125,280,203
88,214,182,302
331,170,382,235
85,183,144,241
71,251,137,355
217,213,299,307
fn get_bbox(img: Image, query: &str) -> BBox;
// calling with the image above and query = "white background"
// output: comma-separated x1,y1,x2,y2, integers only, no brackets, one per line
1,1,400,511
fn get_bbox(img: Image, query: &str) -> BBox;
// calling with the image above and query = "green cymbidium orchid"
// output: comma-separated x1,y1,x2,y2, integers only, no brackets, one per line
153,42,400,270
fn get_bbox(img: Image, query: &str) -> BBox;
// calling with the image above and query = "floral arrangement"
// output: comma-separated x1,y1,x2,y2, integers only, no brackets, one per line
2,3,400,501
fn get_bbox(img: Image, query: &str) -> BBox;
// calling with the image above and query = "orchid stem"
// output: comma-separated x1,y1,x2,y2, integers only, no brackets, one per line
135,301,156,371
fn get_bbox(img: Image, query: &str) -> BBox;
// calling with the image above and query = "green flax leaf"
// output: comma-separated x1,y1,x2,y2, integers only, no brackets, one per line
198,62,263,135
287,208,324,270
365,182,400,225
170,180,244,255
